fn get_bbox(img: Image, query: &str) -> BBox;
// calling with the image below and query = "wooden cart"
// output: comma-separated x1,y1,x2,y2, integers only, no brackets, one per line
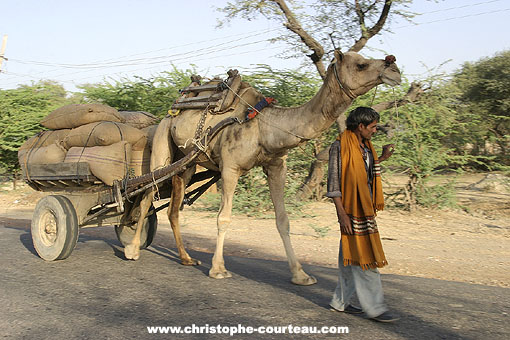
23,117,237,261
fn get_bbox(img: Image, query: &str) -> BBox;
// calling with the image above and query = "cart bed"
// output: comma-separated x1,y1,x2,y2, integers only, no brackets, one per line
22,162,104,191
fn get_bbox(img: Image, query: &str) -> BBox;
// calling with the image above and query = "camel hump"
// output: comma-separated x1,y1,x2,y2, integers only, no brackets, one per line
170,69,258,114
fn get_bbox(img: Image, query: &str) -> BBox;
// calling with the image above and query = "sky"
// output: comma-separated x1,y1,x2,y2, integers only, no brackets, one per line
0,0,509,92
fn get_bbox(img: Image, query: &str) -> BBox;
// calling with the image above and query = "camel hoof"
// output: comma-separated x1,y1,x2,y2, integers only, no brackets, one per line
209,269,232,279
124,244,140,261
291,275,317,286
181,258,201,266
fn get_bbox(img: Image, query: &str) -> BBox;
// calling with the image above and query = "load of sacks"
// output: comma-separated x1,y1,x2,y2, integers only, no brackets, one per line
18,103,159,186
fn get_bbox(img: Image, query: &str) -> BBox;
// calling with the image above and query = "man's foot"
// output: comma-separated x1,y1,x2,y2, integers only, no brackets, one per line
370,311,400,323
330,305,363,314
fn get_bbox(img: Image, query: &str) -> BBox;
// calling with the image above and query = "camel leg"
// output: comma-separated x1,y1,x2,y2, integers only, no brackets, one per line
209,167,239,279
168,174,201,266
264,159,317,285
124,189,154,260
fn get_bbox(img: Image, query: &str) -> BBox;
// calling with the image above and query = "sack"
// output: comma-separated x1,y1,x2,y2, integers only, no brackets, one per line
18,130,70,152
64,142,132,186
63,121,146,150
141,124,158,149
128,146,151,178
41,104,123,129
119,111,159,129
18,143,67,166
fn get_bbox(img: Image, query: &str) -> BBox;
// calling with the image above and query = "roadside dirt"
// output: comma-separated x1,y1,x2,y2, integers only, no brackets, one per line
1,172,508,288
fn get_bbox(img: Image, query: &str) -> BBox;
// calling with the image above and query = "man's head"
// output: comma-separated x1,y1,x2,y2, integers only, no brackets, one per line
346,107,380,140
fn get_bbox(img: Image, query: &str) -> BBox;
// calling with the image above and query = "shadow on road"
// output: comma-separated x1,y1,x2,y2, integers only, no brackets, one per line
2,220,508,339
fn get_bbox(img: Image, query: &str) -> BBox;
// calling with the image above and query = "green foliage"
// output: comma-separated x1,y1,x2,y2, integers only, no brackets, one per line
242,65,322,106
0,81,77,174
369,79,466,210
78,66,197,118
452,50,510,165
193,168,309,218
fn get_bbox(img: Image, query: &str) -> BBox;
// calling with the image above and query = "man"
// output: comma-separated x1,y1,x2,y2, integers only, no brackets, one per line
326,106,398,323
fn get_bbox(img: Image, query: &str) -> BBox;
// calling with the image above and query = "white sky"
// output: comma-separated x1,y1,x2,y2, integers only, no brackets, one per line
0,0,508,92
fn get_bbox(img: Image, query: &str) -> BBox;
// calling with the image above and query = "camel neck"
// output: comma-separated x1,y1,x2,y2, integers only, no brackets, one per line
257,72,354,152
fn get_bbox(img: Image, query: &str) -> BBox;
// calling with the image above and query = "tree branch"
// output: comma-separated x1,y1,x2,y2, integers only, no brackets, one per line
272,0,327,79
372,82,425,112
350,0,393,52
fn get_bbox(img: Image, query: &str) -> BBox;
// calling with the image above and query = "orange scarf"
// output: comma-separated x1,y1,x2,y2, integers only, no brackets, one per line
338,130,387,269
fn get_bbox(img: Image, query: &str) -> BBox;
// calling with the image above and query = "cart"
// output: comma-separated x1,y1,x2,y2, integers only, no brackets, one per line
23,117,237,261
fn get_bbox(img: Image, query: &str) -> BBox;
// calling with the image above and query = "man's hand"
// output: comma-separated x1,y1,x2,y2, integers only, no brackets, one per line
379,144,395,162
338,213,353,235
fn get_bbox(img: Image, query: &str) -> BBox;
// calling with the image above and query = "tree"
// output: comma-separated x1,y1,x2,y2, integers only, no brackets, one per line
0,81,76,176
371,77,460,211
218,0,415,79
452,50,510,165
79,66,197,118
217,0,424,199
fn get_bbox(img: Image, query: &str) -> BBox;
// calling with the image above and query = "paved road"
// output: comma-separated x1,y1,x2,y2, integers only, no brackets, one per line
1,212,509,339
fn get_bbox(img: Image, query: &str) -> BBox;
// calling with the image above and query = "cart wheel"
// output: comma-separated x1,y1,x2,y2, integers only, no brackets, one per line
31,195,79,261
115,205,157,249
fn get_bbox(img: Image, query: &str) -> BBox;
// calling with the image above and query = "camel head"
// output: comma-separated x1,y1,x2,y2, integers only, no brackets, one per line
330,50,401,99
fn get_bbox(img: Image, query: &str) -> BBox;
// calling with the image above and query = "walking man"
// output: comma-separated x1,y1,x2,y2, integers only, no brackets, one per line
326,106,398,322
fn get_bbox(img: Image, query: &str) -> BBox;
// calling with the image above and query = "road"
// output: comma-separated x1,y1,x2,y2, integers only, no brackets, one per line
0,210,509,339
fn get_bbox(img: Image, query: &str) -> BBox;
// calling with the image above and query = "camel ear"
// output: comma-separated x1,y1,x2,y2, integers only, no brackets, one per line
334,49,344,63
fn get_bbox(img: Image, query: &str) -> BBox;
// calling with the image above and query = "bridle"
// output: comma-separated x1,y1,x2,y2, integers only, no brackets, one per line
333,63,356,100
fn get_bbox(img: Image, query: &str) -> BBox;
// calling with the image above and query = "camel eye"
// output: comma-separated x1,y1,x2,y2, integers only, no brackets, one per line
357,63,368,71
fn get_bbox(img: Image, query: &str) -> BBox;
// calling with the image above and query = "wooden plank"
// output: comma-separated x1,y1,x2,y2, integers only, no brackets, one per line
176,92,222,103
181,82,221,93
171,101,219,110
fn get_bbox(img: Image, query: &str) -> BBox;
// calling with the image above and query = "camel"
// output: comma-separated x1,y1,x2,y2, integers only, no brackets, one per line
124,50,401,285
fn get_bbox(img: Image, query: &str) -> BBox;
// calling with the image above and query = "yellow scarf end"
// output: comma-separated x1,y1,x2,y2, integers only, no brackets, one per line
343,259,388,270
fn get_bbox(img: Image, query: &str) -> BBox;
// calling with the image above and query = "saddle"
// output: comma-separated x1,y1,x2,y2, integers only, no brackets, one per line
170,69,243,114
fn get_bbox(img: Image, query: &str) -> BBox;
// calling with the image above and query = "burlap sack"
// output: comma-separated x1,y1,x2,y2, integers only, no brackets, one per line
63,121,146,151
119,111,159,129
64,141,132,186
141,124,158,149
18,130,70,152
128,146,151,178
18,142,67,166
41,104,124,129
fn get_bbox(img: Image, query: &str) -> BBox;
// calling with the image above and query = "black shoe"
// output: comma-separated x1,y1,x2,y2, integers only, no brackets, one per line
330,305,363,314
371,311,400,323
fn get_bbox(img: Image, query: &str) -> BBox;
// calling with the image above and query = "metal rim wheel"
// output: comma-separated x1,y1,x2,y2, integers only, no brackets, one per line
115,205,157,249
31,195,79,261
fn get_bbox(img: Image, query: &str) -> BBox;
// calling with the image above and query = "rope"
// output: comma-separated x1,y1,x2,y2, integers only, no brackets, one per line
221,80,316,142
178,106,217,165
391,87,400,148
370,85,378,107
23,131,52,182
151,166,161,201
333,63,357,100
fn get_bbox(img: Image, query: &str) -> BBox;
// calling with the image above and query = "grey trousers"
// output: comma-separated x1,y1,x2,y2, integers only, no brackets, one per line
330,241,388,318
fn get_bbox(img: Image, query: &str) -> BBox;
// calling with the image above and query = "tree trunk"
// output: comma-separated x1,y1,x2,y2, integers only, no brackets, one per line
296,145,330,200
12,172,18,190
405,173,418,212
